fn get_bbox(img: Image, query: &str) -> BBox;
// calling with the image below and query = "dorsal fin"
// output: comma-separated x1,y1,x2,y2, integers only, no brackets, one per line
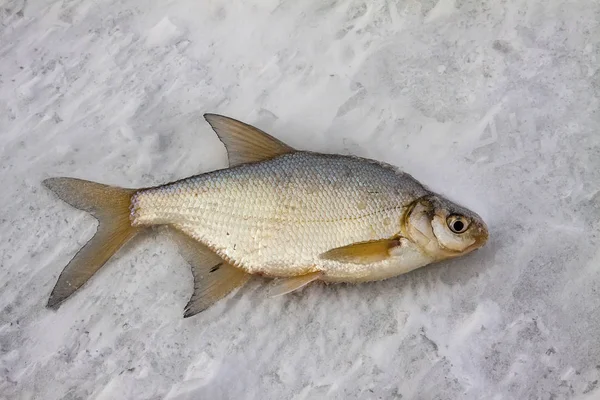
204,114,295,167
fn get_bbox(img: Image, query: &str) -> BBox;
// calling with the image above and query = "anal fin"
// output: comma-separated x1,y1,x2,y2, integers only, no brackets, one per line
268,271,323,297
168,228,250,317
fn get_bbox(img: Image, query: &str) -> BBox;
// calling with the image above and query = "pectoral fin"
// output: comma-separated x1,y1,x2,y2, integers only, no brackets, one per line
320,238,401,264
168,228,250,317
204,114,295,167
268,271,323,297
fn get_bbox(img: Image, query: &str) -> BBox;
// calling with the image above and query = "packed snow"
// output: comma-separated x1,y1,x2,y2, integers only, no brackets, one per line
1,0,599,399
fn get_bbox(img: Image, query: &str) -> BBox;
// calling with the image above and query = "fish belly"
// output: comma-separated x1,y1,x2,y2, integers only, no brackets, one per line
131,152,430,280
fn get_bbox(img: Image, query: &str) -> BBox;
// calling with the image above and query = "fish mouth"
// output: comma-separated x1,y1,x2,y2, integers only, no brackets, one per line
466,220,489,253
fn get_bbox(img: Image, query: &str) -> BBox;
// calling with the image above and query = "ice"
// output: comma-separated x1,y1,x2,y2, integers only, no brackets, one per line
1,0,600,399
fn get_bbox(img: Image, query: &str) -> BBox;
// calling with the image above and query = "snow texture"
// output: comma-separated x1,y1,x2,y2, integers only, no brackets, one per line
1,0,600,399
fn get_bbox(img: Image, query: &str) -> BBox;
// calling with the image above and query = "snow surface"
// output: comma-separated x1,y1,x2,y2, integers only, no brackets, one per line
1,0,600,399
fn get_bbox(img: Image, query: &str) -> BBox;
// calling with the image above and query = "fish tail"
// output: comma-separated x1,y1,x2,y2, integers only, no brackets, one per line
43,177,143,309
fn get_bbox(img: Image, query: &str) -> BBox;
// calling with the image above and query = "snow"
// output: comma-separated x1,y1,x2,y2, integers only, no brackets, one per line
1,0,599,399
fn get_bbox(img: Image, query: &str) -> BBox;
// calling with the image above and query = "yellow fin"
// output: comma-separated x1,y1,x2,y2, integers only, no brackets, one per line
43,177,141,309
268,271,323,297
320,238,401,264
204,113,295,167
168,228,250,317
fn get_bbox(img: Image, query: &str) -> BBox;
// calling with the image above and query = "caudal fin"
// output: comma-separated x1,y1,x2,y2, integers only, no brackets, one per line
43,177,141,309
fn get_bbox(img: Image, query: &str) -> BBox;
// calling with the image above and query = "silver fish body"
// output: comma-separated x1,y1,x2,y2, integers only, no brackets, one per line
131,152,433,282
42,114,488,317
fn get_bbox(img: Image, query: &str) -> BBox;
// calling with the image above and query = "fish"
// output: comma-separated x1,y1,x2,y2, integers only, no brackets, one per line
42,114,489,317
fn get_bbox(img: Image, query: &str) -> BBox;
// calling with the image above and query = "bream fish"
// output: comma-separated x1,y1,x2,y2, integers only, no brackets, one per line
43,114,489,317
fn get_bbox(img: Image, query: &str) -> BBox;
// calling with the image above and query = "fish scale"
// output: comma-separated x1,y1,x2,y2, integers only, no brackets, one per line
131,152,429,279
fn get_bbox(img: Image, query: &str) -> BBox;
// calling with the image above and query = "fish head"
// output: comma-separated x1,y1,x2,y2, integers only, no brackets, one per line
403,194,488,260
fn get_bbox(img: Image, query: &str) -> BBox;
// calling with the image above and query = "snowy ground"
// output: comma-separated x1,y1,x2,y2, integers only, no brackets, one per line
1,0,600,399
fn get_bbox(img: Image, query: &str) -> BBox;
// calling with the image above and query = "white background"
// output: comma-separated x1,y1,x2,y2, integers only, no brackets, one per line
1,0,599,399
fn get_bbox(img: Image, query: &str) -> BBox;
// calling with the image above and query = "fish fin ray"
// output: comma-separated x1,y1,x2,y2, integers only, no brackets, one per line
168,228,250,317
43,177,141,309
319,238,401,264
204,113,295,167
268,271,323,297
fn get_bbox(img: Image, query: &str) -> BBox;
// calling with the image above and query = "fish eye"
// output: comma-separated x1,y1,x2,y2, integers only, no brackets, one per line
447,215,469,234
